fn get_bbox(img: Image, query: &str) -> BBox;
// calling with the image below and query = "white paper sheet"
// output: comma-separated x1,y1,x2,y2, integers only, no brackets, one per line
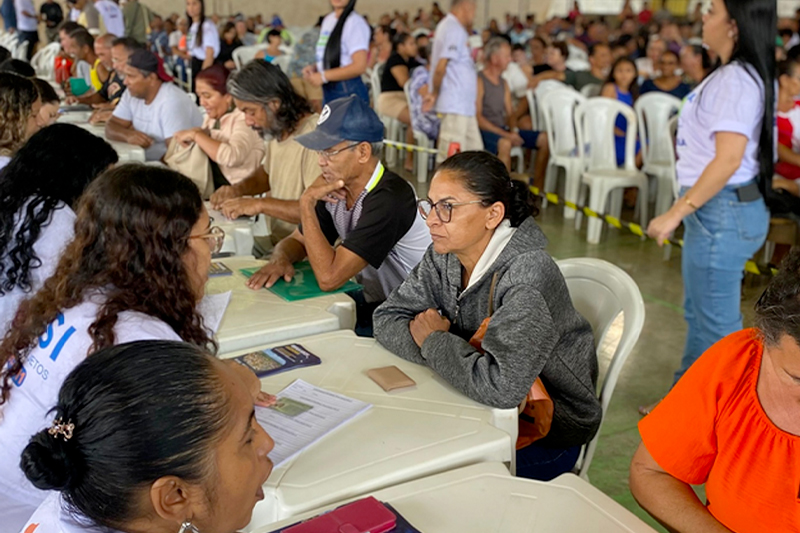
198,290,232,333
256,379,372,468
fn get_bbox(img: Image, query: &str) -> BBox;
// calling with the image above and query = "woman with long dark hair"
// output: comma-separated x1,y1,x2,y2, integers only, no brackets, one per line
19,341,275,533
0,73,43,171
645,0,775,409
0,124,118,336
374,151,602,481
186,0,219,91
0,166,228,528
303,0,371,104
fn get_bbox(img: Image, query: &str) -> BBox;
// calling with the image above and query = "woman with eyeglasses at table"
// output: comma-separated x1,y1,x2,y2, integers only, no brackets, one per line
0,165,269,532
19,340,275,533
374,151,602,481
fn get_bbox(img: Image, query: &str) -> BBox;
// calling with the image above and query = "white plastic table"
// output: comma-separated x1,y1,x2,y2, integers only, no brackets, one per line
251,463,658,533
70,122,146,162
207,257,356,353
230,330,518,528
206,203,270,257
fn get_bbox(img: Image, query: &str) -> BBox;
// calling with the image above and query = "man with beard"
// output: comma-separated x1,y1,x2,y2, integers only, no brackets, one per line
210,61,322,245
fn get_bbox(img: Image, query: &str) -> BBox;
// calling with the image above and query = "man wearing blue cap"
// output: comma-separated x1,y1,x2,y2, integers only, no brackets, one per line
246,95,431,335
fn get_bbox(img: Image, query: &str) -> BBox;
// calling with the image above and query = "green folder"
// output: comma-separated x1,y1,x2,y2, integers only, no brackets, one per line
240,261,362,302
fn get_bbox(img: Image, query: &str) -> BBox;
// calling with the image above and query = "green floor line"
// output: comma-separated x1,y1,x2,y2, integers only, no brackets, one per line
642,293,684,315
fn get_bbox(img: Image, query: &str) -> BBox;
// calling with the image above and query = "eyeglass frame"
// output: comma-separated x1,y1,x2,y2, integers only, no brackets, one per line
188,225,226,255
317,142,361,161
417,198,487,224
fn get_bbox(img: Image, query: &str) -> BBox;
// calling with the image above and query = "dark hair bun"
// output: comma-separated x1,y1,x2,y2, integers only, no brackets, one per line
20,429,78,491
508,179,539,226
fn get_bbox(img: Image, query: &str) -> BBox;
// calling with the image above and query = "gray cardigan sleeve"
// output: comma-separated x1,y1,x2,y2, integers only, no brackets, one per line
421,284,558,410
373,249,440,365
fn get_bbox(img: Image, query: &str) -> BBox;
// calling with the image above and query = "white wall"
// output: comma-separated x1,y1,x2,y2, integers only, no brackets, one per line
138,0,551,29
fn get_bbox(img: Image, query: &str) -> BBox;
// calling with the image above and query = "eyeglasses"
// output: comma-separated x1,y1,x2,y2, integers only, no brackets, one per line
317,142,360,161
188,226,225,254
417,198,485,223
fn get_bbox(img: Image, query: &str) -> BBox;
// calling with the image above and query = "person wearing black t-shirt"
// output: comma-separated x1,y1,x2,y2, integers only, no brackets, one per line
245,95,431,336
40,0,63,42
377,32,420,171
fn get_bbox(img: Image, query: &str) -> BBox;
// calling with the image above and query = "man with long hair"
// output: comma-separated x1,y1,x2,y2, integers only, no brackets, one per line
209,61,322,246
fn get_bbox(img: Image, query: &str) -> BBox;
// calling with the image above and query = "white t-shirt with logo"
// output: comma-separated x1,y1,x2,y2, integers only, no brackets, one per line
94,0,124,37
315,10,370,72
21,493,123,533
0,296,181,533
112,81,203,161
0,203,75,338
189,19,220,61
676,62,765,187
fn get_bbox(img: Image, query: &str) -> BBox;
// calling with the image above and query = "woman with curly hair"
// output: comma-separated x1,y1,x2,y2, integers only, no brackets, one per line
0,73,43,170
0,164,230,529
0,124,118,335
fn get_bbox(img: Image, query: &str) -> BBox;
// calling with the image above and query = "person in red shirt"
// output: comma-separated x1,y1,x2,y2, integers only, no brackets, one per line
630,247,800,533
638,1,653,24
775,59,800,190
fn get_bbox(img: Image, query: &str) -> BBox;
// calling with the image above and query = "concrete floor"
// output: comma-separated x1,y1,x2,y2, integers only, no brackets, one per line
397,162,770,532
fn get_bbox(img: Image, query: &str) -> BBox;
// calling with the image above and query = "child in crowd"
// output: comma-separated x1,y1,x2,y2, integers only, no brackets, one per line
601,56,641,167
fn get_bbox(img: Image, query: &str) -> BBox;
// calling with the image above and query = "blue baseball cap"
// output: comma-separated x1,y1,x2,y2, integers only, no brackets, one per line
296,95,385,151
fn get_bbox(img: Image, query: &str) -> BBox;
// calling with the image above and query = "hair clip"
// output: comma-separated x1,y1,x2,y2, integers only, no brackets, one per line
48,417,75,441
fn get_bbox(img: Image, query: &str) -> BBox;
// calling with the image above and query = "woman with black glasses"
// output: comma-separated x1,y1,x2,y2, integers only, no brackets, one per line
374,151,602,481
0,165,262,530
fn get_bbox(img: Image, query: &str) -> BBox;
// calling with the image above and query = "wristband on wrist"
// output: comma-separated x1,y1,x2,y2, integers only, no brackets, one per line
684,196,698,210
320,70,328,84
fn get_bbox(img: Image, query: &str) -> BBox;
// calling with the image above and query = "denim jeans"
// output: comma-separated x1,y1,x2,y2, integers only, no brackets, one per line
322,77,369,106
676,181,769,383
516,443,581,481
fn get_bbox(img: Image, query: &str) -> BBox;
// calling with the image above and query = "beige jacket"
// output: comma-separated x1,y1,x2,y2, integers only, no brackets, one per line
204,108,265,184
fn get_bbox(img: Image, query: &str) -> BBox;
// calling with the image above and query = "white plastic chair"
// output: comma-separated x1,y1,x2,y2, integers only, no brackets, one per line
635,93,681,217
271,53,292,74
31,42,60,80
540,89,586,219
580,83,601,98
556,257,645,479
233,44,268,70
403,79,434,184
370,64,402,167
11,40,27,61
574,97,649,244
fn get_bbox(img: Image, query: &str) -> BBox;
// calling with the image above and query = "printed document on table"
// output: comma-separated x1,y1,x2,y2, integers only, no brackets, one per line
256,379,372,468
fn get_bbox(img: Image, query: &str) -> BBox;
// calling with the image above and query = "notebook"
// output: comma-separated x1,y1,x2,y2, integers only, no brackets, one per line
240,260,362,301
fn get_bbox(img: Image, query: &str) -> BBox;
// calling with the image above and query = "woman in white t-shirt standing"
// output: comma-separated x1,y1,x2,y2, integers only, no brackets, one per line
186,0,219,92
0,124,118,338
304,0,370,105
0,166,232,533
646,0,775,397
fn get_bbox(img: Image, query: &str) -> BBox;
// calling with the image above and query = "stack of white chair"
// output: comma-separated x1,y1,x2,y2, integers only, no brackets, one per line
635,92,681,217
540,88,586,218
574,97,649,244
31,42,60,80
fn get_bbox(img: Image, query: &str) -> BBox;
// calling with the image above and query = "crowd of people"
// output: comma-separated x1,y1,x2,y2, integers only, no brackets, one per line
0,0,799,532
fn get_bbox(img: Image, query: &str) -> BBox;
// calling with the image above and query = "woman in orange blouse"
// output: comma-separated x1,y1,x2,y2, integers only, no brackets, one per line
173,64,265,186
630,248,800,533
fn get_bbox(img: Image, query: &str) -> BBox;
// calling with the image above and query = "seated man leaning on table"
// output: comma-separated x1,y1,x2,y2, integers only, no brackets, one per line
105,49,202,161
247,95,431,336
209,61,322,245
373,151,602,481
85,36,143,124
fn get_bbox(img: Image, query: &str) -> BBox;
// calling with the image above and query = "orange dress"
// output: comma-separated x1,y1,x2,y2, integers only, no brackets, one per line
639,329,800,533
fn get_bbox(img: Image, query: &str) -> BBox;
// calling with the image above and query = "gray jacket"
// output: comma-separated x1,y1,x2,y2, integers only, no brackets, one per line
374,218,602,448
